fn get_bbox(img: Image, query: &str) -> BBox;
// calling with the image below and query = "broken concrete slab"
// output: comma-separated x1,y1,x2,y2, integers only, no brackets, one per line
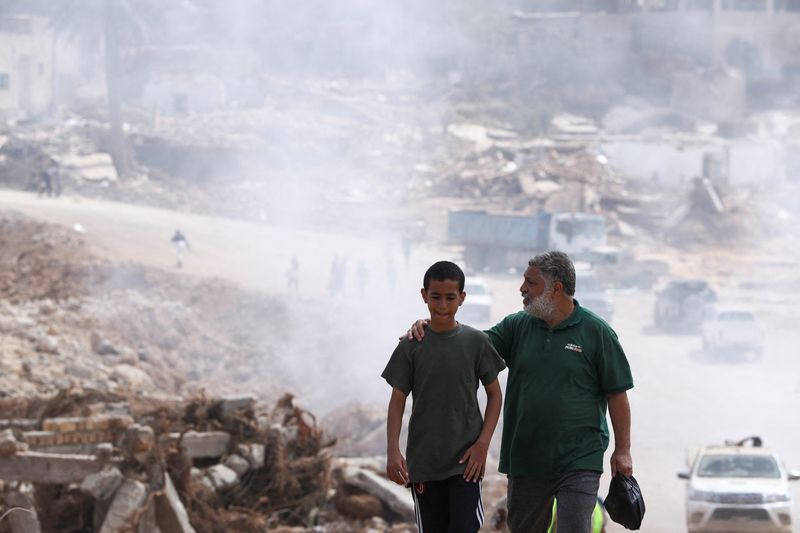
223,454,250,477
218,395,255,416
81,467,124,501
1,428,21,456
99,479,147,533
237,443,265,469
57,152,119,183
155,474,197,533
122,424,155,463
23,429,116,448
0,419,38,431
3,491,42,533
341,467,414,521
0,451,111,484
165,431,230,459
206,464,238,491
41,414,134,432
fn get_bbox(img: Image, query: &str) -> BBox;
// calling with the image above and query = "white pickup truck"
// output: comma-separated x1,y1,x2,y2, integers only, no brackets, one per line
702,307,763,360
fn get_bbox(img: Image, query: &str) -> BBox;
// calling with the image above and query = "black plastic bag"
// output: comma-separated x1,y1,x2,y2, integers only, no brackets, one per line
604,474,645,529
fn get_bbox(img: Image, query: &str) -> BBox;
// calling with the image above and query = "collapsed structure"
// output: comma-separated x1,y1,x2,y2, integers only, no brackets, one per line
0,390,419,533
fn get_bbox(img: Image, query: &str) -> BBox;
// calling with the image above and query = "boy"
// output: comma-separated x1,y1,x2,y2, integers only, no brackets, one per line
382,260,505,532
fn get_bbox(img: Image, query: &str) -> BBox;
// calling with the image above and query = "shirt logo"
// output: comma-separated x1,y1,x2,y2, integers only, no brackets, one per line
565,343,583,353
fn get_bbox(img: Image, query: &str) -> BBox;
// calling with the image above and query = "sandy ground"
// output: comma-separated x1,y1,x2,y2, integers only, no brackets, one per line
3,188,800,532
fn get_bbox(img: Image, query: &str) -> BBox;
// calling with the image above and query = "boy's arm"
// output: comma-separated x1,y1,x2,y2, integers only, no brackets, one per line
386,387,409,486
459,378,502,482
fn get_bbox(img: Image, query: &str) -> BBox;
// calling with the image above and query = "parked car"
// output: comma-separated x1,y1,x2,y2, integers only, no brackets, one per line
460,276,492,325
574,265,614,323
653,278,716,332
678,437,800,533
702,307,764,360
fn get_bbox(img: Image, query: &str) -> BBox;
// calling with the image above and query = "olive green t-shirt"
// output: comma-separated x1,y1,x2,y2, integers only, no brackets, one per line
381,324,506,483
486,301,633,478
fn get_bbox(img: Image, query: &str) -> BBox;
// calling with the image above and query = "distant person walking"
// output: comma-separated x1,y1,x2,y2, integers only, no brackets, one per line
355,260,369,296
38,161,61,198
328,255,346,296
170,229,190,268
287,256,300,292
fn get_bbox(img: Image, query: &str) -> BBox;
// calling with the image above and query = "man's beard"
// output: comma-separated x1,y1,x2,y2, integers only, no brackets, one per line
524,287,556,320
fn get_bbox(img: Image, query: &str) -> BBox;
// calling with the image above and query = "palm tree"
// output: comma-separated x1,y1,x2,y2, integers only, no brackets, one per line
49,0,163,178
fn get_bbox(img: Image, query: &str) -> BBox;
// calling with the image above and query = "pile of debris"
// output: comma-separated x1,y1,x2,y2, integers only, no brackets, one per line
0,389,418,533
0,212,361,407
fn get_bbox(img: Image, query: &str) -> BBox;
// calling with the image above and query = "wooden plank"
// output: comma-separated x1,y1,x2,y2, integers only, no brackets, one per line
155,474,197,533
0,451,114,484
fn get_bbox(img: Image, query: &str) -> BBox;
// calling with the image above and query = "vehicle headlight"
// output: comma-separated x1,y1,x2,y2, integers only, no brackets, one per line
688,488,715,502
763,493,791,503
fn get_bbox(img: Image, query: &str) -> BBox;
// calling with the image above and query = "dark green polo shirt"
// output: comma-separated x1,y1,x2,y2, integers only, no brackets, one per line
486,301,633,478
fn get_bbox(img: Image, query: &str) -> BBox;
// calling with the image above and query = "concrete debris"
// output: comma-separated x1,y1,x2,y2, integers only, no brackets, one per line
0,391,417,532
172,430,230,459
57,153,119,183
339,467,415,522
0,429,24,457
154,474,196,533
80,467,124,501
90,333,120,355
99,479,147,533
218,395,255,417
222,454,250,477
205,464,238,491
3,491,42,533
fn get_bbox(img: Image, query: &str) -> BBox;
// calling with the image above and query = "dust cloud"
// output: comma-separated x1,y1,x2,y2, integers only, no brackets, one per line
2,1,800,530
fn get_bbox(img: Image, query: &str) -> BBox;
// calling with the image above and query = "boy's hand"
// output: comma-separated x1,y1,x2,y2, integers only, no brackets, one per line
386,448,409,486
406,319,430,341
459,439,489,482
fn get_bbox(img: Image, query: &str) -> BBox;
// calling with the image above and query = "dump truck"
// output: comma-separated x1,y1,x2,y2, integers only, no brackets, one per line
447,210,606,272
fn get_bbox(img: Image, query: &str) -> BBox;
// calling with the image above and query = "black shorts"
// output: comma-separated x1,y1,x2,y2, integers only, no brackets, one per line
410,475,484,533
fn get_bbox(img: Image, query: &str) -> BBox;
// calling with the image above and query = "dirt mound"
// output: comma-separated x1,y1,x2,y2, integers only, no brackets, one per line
0,212,297,403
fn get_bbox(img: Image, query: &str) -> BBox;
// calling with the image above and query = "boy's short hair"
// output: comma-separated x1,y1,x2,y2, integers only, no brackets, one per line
423,261,465,292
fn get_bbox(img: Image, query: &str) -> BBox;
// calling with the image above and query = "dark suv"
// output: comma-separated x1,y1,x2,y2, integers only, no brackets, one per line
653,279,717,332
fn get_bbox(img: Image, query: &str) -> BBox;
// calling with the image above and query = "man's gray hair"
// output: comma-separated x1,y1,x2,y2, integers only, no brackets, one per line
528,251,576,296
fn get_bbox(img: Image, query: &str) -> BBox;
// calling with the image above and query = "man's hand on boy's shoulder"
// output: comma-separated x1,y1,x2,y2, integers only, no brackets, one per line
386,448,409,486
459,439,490,483
405,318,430,342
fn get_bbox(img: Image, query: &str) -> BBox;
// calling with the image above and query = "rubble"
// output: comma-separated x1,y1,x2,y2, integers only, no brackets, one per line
0,390,421,532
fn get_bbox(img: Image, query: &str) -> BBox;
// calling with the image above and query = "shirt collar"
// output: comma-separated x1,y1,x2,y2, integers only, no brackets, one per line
531,298,583,330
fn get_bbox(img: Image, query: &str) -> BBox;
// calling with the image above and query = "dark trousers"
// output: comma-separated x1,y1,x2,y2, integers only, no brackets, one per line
507,471,600,533
411,475,484,533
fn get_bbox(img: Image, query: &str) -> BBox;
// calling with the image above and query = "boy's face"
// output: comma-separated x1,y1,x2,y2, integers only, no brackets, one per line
421,278,465,331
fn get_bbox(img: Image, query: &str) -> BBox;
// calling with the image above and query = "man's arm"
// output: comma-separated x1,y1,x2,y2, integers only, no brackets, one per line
386,388,409,486
459,378,502,482
607,390,633,477
406,319,430,341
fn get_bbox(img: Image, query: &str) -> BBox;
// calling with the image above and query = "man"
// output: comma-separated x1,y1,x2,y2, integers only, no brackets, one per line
411,251,633,532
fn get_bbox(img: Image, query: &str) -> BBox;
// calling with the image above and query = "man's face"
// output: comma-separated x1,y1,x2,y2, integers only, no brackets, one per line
421,278,465,330
520,266,556,319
